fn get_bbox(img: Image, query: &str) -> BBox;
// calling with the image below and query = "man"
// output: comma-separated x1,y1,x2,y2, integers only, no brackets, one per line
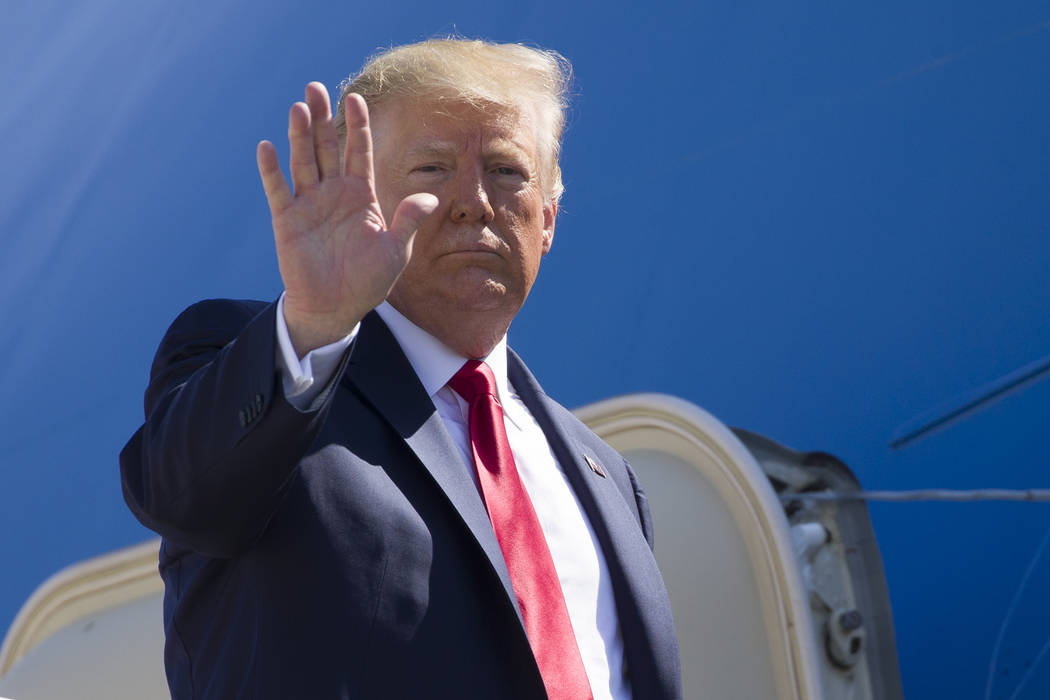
121,39,681,699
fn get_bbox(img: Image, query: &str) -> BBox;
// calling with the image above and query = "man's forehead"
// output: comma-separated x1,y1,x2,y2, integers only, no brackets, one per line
374,97,538,154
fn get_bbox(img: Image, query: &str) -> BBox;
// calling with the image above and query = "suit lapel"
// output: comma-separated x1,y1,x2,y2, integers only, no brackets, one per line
342,313,522,626
508,349,678,698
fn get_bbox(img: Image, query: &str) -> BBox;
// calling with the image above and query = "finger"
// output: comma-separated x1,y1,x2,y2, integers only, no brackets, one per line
305,82,340,180
287,102,319,192
388,193,440,247
342,93,374,183
256,140,292,213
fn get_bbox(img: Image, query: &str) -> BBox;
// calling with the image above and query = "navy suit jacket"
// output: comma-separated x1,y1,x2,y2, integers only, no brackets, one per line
120,299,681,699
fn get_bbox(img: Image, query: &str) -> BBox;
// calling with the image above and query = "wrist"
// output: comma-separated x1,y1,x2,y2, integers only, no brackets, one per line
282,303,363,359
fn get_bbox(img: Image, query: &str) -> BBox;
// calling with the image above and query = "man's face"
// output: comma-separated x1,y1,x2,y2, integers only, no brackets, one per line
371,97,556,349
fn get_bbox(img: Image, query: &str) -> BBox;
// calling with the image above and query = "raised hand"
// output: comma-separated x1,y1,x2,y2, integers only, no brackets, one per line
256,83,438,357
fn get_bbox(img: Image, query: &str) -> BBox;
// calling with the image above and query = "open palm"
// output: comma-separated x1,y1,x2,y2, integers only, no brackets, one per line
256,83,437,355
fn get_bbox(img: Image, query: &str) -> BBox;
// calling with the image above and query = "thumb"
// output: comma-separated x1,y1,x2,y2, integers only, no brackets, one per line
388,193,440,247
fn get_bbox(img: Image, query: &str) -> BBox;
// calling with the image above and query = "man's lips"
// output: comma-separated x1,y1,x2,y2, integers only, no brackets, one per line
440,246,503,257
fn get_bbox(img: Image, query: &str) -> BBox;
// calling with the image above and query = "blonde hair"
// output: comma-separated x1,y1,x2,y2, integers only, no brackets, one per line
334,38,572,202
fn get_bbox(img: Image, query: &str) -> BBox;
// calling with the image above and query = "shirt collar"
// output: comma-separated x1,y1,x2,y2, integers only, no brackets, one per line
374,301,510,402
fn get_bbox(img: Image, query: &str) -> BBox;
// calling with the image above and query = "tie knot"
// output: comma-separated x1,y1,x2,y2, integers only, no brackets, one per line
449,360,497,403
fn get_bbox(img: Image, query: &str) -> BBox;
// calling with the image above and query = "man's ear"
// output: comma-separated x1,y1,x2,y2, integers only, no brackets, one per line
542,200,557,255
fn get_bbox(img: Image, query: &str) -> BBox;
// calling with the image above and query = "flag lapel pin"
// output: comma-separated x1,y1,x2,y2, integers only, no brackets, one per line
584,454,607,478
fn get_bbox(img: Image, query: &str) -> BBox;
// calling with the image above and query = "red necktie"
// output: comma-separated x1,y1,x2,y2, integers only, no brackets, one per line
449,360,594,700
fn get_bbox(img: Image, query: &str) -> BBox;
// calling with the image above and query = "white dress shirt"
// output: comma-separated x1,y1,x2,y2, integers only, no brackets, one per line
274,295,631,699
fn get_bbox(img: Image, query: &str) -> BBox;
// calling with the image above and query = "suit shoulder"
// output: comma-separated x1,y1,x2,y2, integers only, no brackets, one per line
166,298,271,336
155,299,271,362
144,298,275,411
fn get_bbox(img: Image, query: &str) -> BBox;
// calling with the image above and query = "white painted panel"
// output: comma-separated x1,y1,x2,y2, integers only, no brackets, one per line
627,447,780,699
0,593,165,700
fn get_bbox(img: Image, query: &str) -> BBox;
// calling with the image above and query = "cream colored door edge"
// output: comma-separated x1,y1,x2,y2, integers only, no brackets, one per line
0,539,162,677
575,392,826,700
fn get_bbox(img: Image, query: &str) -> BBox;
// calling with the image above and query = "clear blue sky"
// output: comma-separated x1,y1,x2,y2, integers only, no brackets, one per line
2,1,1048,696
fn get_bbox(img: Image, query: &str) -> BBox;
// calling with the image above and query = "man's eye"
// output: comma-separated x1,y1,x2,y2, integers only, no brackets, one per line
494,166,521,176
414,165,444,173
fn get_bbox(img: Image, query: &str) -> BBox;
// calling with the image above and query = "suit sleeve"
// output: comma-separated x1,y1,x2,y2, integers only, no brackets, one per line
119,299,349,558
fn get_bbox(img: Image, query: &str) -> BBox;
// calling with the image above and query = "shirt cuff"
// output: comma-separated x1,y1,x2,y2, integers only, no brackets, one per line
275,293,358,409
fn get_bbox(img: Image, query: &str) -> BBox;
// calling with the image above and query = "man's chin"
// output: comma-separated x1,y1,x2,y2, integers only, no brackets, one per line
435,273,518,311
389,282,523,320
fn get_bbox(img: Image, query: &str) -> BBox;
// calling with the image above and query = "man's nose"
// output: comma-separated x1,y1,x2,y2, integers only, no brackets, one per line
449,167,494,223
